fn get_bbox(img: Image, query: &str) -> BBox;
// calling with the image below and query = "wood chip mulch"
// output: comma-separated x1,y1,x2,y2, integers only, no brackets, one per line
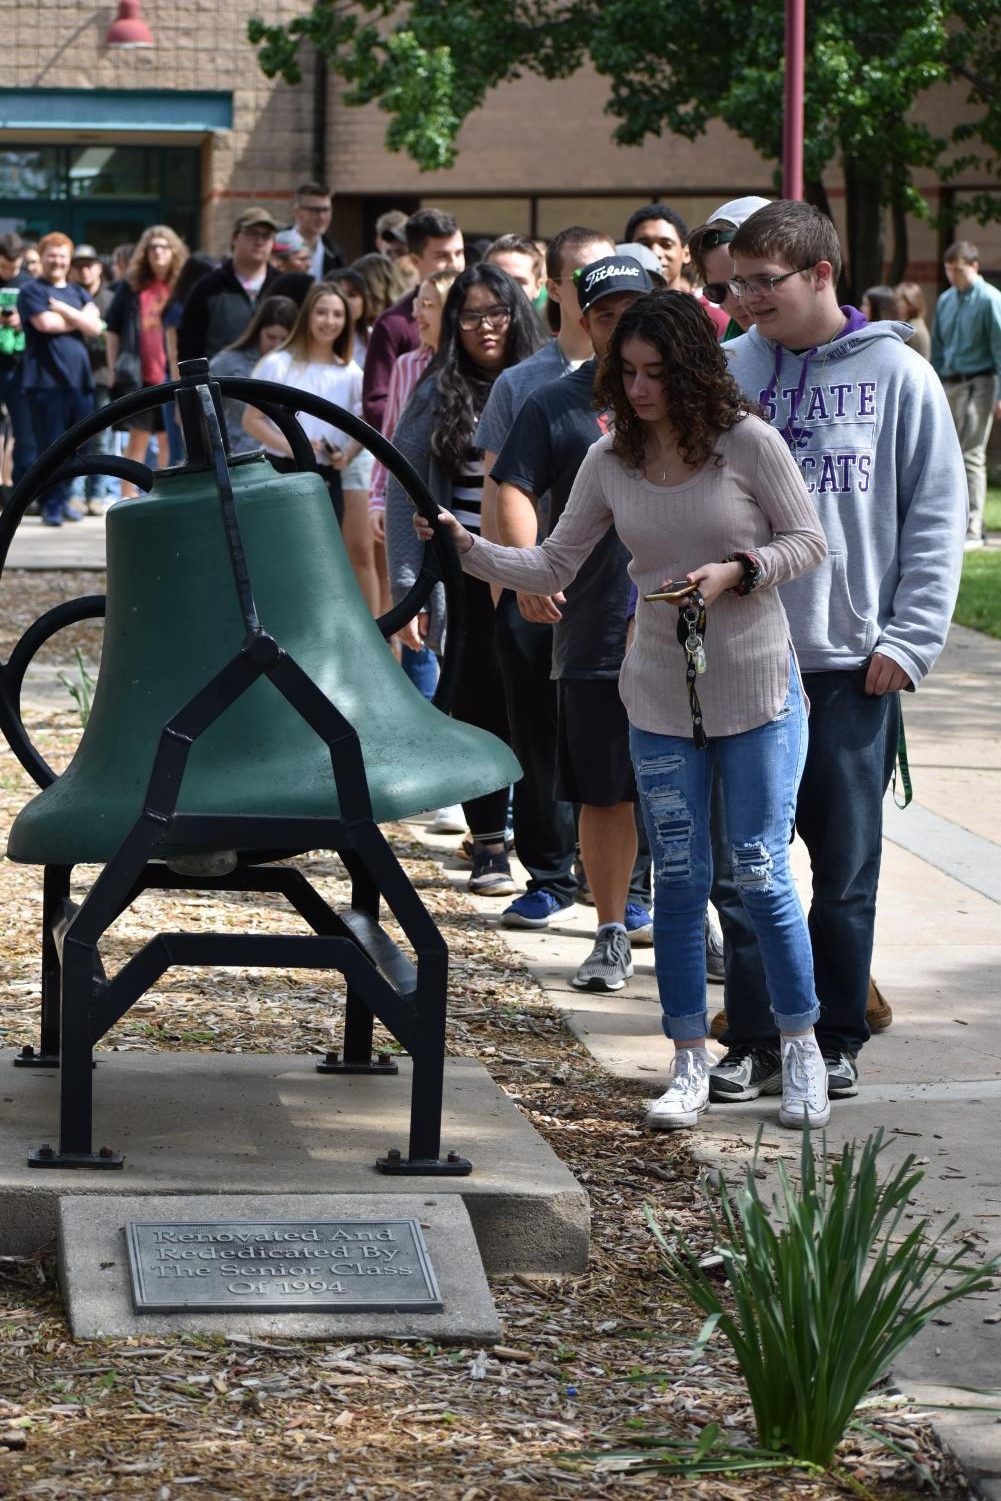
0,572,974,1498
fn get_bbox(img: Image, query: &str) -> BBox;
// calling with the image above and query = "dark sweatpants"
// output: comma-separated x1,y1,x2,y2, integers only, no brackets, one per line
451,574,512,840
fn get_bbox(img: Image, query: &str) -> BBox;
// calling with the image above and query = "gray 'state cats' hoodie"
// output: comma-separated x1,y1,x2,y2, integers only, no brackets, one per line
726,315,966,687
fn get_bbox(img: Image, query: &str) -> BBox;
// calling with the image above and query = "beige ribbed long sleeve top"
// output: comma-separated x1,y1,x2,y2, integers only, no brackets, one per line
461,415,827,738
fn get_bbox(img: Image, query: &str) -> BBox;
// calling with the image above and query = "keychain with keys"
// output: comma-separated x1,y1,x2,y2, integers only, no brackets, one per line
684,617,707,675
645,583,709,747
675,591,709,748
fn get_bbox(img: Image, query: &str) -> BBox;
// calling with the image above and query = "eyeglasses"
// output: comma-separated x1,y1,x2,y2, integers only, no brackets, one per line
702,282,729,305
727,265,816,300
298,203,331,215
148,242,171,253
457,305,511,331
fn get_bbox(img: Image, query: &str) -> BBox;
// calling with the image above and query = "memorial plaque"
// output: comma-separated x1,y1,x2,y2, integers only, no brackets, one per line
126,1219,442,1314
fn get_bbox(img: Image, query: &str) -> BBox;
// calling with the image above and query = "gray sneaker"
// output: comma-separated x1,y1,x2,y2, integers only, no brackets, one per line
571,928,633,992
708,1045,782,1102
823,1050,859,1097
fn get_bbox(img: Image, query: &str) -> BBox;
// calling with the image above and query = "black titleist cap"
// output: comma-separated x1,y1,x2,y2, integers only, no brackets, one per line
576,255,653,313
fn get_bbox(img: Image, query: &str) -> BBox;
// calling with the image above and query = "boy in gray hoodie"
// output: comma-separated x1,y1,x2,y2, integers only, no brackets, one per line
712,200,966,1104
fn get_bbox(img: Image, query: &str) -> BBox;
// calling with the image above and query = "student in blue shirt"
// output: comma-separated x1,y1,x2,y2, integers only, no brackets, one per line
930,240,1001,548
17,232,103,526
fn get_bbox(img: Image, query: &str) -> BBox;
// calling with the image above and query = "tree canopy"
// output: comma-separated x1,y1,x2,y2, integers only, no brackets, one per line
248,0,1001,298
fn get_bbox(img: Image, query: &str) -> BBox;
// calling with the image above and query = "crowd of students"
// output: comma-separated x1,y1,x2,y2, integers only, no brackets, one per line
0,185,985,1135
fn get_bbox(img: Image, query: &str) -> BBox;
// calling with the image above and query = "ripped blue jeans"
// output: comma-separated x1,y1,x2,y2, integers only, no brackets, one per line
629,668,819,1043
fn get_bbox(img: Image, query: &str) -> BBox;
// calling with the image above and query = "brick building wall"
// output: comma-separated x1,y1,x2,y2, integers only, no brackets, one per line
0,0,997,292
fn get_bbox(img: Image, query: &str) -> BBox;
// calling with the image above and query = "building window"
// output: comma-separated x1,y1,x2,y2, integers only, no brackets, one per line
0,143,200,253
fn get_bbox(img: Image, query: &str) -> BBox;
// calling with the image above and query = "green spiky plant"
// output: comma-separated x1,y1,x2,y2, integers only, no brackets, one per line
649,1129,999,1467
58,649,97,728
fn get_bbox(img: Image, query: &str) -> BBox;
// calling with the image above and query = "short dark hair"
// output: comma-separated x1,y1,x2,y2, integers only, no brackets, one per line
295,181,332,201
486,233,544,279
0,232,24,260
730,200,843,283
545,225,615,281
543,226,616,333
944,240,979,265
624,202,689,246
406,208,460,256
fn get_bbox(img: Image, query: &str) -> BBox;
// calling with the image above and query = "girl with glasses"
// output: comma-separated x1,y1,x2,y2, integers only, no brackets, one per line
386,264,546,895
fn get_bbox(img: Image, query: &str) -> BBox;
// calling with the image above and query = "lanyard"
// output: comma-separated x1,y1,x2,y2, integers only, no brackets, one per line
676,592,708,749
893,713,912,809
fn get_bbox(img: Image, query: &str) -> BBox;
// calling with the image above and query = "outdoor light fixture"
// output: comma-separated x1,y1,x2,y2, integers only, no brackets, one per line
105,0,155,48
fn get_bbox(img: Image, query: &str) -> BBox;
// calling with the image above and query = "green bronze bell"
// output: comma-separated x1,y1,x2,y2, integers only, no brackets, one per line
2,367,517,1175
8,453,520,867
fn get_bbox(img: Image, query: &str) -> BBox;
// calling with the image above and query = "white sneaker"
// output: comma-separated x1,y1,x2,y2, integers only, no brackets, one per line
646,1048,711,1130
428,805,467,834
778,1034,831,1129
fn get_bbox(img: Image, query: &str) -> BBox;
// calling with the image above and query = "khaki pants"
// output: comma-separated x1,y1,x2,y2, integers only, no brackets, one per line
945,374,996,540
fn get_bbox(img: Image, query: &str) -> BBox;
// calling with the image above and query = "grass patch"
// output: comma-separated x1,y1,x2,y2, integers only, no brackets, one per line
953,485,1001,638
955,547,1001,637
985,486,1001,533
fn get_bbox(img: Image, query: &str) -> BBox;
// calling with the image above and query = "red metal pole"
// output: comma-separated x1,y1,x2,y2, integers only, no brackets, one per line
783,0,805,200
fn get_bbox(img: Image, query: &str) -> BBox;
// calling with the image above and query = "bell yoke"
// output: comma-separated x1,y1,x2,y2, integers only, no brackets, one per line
0,360,520,1173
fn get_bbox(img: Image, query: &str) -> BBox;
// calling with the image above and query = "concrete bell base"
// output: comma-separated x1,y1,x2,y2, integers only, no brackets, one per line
0,1053,590,1276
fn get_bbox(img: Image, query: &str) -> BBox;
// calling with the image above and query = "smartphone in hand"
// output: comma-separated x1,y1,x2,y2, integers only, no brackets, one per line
643,579,698,605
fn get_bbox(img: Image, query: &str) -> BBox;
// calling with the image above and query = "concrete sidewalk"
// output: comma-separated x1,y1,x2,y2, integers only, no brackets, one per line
4,511,108,572
425,620,1001,1498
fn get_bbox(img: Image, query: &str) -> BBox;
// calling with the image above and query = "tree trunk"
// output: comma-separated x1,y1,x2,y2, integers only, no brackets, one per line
807,179,851,302
888,192,908,285
842,155,886,305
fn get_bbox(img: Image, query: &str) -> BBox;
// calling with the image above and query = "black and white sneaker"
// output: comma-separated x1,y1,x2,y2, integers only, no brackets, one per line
571,928,633,992
823,1050,859,1097
708,1045,782,1102
469,844,516,896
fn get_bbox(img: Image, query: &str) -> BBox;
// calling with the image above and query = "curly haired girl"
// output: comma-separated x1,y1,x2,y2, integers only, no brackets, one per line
413,289,833,1134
